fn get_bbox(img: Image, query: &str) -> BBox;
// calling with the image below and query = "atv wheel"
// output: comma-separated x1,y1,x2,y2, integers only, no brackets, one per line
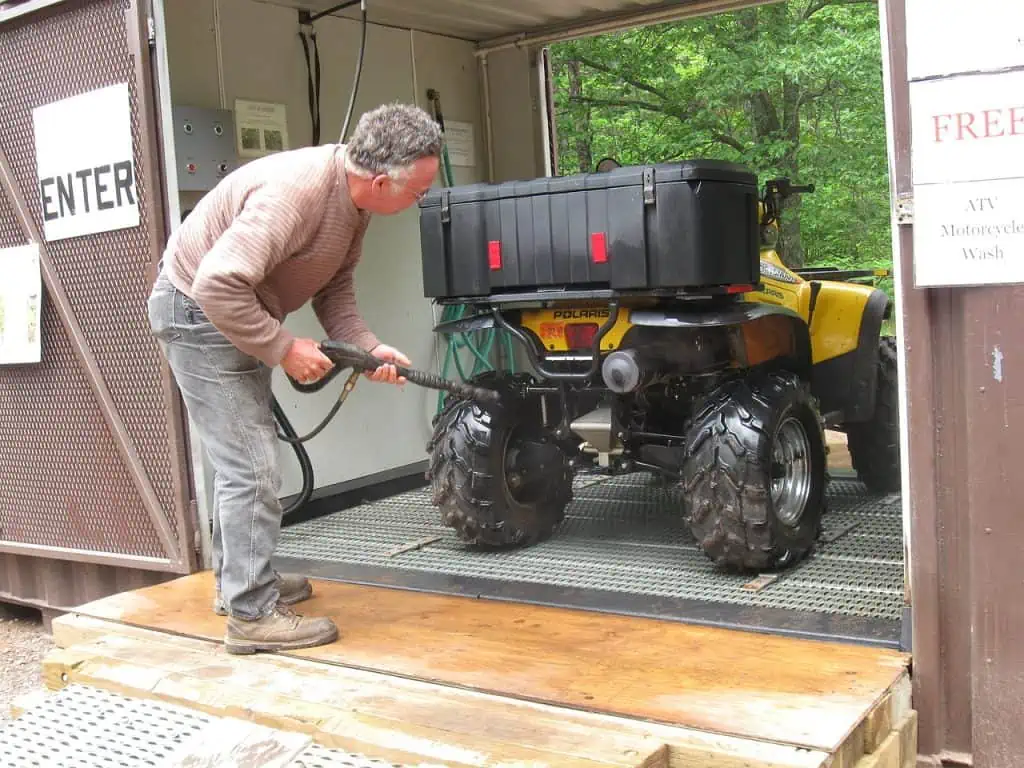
682,370,828,572
426,374,573,548
845,336,901,493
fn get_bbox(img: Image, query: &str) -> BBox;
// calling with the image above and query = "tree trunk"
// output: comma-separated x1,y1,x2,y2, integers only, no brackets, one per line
778,75,805,268
567,59,593,173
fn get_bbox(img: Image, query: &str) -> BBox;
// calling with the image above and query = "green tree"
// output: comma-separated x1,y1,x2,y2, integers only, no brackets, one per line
549,0,890,271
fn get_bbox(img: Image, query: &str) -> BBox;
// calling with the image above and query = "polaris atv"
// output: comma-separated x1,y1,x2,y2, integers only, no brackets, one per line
418,159,899,572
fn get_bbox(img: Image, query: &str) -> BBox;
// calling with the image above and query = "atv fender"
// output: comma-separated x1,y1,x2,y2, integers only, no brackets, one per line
810,287,890,422
630,303,813,378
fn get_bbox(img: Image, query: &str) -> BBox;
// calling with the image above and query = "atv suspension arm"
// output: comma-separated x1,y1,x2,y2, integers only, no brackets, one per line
277,340,500,444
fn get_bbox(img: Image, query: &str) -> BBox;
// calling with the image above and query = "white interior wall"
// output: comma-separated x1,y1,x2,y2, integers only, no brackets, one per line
163,0,508,497
485,46,544,183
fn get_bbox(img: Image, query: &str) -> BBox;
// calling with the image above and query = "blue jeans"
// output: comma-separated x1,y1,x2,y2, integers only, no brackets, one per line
147,268,282,619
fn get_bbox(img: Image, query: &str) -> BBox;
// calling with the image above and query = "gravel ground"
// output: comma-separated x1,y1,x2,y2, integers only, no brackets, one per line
0,603,53,722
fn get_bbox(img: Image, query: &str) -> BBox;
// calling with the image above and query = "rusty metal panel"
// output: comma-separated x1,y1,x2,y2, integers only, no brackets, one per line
961,289,1024,768
931,290,973,758
0,0,194,571
0,552,171,612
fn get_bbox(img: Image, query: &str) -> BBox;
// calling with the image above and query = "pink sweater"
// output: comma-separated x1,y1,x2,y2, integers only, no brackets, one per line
162,143,379,366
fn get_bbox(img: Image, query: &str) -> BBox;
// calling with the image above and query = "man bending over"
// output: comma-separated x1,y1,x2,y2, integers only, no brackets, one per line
148,102,441,654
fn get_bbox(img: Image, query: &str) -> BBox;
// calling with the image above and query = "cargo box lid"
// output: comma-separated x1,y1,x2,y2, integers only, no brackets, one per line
419,159,757,208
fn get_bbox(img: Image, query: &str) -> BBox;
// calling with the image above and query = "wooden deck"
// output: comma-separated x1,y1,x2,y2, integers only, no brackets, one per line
37,572,916,767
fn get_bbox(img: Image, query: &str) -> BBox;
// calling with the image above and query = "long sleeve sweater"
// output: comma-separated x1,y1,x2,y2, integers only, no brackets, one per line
161,143,380,366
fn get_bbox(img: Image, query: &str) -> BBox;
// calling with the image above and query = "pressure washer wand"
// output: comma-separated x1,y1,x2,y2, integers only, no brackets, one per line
278,340,499,445
286,340,501,404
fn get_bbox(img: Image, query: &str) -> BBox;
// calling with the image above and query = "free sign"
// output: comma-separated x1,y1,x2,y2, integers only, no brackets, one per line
32,83,140,242
910,70,1024,287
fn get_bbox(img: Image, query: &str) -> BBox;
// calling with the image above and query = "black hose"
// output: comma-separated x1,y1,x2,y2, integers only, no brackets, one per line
340,1,367,142
281,0,365,517
271,395,315,517
276,371,360,444
299,23,322,145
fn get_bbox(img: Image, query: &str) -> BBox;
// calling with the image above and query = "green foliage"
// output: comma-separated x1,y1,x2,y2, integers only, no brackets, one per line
549,0,892,284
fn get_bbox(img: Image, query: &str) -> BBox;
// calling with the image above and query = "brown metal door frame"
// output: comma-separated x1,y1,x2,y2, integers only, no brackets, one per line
0,0,196,574
880,0,945,737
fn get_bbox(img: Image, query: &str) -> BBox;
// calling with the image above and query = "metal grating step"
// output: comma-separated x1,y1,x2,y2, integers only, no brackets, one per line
278,471,905,622
0,685,418,768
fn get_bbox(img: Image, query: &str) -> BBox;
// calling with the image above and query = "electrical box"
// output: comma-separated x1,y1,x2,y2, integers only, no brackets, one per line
172,105,239,192
417,160,761,300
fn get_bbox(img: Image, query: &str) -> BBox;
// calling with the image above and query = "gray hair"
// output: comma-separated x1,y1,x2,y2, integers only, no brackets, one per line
344,102,442,178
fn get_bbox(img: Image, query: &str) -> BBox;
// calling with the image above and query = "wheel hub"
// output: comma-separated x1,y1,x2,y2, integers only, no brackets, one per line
770,415,812,526
503,432,561,503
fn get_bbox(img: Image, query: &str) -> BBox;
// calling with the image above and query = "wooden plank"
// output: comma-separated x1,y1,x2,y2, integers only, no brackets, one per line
66,572,910,754
829,678,916,768
49,614,831,768
855,731,900,768
43,648,638,767
898,712,919,768
826,430,852,470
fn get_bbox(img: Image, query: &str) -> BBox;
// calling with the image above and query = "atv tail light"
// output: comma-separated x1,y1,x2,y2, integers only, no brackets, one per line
590,232,608,264
565,322,599,349
488,240,502,270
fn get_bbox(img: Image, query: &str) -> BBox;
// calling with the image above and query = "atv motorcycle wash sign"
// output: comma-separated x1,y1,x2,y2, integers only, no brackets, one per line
32,83,139,242
906,1,1024,288
909,71,1024,287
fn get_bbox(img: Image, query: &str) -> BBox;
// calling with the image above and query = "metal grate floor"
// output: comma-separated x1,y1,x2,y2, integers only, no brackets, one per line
278,470,905,623
0,684,423,767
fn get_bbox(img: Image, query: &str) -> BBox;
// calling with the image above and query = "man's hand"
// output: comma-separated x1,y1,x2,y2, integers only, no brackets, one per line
366,343,410,385
281,338,334,384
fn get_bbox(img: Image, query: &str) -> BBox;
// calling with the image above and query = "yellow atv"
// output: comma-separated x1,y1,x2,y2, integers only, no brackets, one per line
420,161,899,572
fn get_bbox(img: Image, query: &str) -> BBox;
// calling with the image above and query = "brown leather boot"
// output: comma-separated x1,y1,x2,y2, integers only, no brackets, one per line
224,602,338,655
213,572,313,616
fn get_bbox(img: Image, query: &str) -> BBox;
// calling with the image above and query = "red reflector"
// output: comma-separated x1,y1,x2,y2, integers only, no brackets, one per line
565,322,599,349
488,240,502,270
727,284,754,294
590,232,608,264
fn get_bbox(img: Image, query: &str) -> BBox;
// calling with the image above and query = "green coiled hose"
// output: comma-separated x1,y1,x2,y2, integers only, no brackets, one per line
433,139,515,414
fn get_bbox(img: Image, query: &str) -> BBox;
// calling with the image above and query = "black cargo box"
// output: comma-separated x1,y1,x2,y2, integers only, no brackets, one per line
418,160,760,301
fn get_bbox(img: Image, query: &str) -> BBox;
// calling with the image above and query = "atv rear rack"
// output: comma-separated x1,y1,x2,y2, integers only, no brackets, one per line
430,281,758,308
491,301,621,382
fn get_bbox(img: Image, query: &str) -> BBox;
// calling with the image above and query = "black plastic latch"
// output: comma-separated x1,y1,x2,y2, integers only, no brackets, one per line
440,190,451,224
642,168,655,204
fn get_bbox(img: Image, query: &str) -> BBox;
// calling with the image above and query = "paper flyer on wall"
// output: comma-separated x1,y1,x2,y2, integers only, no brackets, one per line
234,99,290,158
0,243,42,365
